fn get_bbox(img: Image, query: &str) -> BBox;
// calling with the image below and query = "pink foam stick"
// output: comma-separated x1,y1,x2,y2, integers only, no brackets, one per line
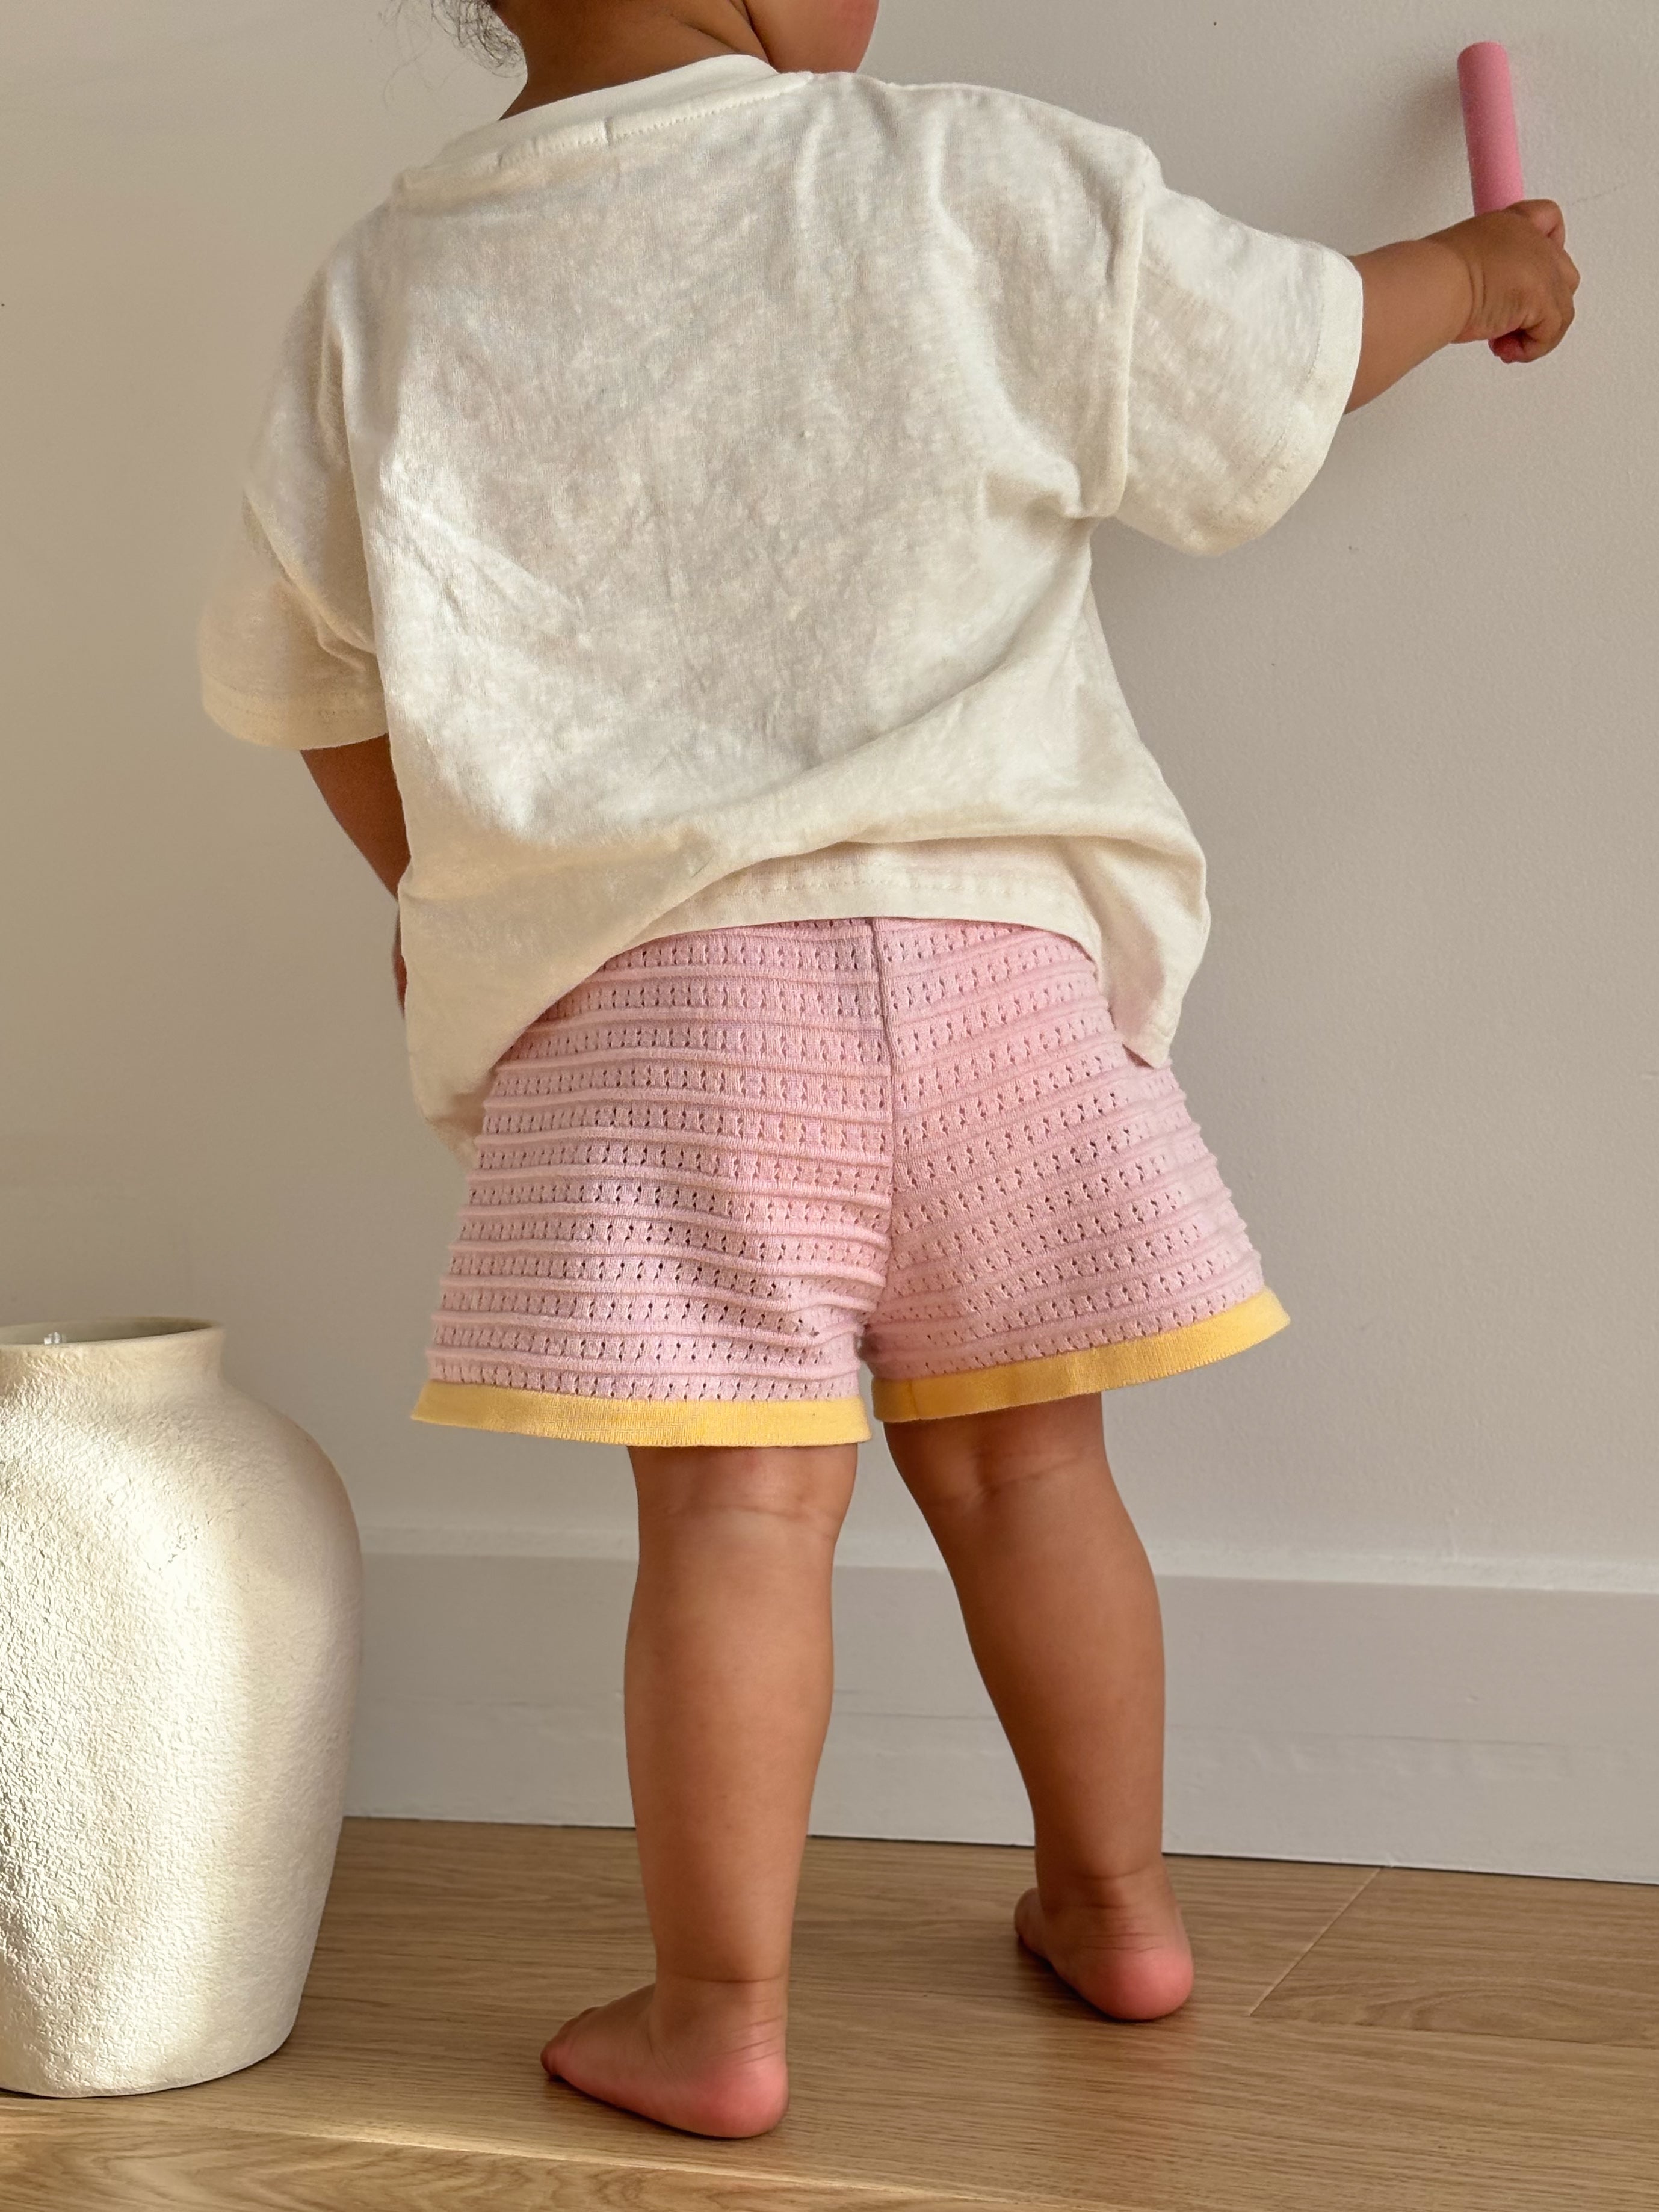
1458,42,1525,213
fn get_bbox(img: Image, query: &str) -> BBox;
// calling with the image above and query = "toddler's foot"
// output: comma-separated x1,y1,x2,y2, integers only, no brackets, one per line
1015,1860,1194,2021
540,1978,789,2139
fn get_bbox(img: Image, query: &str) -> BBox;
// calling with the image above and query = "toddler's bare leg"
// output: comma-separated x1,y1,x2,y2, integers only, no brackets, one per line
541,1441,856,2137
884,1394,1193,2020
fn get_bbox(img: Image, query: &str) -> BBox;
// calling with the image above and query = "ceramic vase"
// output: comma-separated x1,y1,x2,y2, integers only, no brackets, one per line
0,1317,361,2096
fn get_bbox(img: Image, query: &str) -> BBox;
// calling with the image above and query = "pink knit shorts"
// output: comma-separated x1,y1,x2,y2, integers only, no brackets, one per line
413,920,1288,1448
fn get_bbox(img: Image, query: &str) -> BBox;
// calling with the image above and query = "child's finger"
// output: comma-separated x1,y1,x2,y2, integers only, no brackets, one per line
1516,197,1566,245
1510,298,1573,362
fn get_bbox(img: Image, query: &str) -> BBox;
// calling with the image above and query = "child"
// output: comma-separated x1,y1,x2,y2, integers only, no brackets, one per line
196,0,1577,2143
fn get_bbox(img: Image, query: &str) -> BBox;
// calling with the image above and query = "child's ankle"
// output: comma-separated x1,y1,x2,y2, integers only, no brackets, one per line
651,1971,789,2047
1036,1855,1175,1915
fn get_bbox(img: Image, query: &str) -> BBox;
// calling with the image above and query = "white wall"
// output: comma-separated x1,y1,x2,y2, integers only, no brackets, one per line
4,2,1655,1868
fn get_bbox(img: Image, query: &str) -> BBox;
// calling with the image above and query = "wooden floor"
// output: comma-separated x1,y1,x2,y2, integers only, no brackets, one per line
5,1820,1658,2210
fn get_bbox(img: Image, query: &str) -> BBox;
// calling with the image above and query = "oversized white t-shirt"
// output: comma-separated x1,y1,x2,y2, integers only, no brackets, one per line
197,52,1364,1171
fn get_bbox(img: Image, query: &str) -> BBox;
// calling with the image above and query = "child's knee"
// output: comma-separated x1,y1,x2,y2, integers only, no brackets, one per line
884,1396,1108,1515
631,1443,856,1537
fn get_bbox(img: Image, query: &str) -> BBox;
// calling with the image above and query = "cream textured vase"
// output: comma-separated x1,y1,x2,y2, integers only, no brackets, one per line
0,1317,362,2097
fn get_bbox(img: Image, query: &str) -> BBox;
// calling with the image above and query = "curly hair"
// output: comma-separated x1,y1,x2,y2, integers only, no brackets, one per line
431,0,522,69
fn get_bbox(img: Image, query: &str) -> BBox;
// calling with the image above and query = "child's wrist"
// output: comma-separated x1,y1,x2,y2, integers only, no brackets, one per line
1420,226,1483,344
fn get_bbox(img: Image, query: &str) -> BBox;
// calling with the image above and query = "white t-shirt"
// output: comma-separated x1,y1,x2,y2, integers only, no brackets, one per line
197,52,1363,1171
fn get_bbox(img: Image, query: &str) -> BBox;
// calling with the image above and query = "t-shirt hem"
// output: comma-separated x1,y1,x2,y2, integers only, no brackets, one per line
623,854,1105,976
408,845,1190,1175
623,850,1179,1068
1200,244,1365,554
199,673,388,751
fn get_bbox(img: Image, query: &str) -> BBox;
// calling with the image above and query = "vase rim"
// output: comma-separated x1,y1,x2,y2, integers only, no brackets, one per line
0,1316,221,1349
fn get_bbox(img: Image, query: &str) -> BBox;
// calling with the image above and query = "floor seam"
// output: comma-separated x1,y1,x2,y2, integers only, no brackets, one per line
1247,1864,1387,2016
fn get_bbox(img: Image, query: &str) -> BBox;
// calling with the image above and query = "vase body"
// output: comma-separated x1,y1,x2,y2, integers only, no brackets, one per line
0,1318,362,2096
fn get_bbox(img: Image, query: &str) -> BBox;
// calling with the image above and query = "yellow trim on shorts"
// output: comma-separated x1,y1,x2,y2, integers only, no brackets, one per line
871,1287,1291,1425
410,1380,872,1448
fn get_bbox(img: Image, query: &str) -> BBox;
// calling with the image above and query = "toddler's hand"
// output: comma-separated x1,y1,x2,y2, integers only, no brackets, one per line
1432,201,1580,362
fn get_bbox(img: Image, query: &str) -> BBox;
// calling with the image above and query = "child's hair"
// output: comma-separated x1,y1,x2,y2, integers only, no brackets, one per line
430,0,522,69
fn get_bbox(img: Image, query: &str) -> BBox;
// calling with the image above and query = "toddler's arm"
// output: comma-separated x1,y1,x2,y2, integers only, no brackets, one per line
301,735,407,895
1345,200,1578,411
301,735,410,1005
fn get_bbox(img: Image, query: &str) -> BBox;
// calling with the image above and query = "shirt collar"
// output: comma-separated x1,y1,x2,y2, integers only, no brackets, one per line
425,52,780,171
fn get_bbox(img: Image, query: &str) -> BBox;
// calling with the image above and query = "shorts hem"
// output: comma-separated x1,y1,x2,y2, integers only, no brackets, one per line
870,1287,1290,1424
410,1379,871,1447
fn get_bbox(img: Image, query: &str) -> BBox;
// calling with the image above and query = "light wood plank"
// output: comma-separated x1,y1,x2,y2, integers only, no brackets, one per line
4,1823,1658,2211
0,2122,1008,2212
1256,1863,1659,2044
292,1820,1377,2024
791,1834,1379,2017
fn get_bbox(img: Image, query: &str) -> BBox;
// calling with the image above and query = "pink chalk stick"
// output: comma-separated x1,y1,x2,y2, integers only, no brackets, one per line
1458,42,1526,213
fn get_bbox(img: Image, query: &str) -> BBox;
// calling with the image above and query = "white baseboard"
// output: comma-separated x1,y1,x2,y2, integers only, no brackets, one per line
345,1548,1659,1882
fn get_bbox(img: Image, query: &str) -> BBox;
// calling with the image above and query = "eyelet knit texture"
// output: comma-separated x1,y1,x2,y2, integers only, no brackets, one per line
422,920,1272,1414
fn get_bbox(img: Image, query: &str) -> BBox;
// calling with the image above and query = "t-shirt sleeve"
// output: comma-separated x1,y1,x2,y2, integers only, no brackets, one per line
196,266,387,750
1113,143,1365,555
